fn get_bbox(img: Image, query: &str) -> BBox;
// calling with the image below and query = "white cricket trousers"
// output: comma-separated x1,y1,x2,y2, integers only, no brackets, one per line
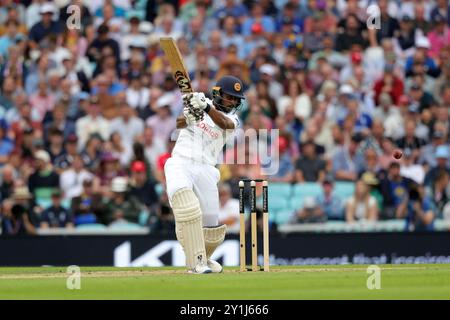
164,156,220,227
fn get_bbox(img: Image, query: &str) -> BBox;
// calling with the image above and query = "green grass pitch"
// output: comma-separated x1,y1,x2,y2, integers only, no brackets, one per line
0,265,449,299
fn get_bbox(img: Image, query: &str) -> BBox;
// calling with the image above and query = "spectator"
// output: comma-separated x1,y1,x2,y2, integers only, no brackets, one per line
400,148,426,185
424,145,450,186
149,199,175,235
60,155,93,201
75,96,110,149
146,94,176,145
70,179,103,226
86,23,121,66
141,127,166,170
316,176,344,221
379,162,414,220
400,184,435,232
0,164,15,200
109,103,144,148
345,179,378,223
28,150,59,202
1,199,36,235
291,196,326,224
128,160,159,214
103,176,142,225
40,190,74,229
217,183,240,233
332,133,365,181
0,119,13,166
28,3,62,50
295,140,326,183
270,136,295,183
426,170,450,218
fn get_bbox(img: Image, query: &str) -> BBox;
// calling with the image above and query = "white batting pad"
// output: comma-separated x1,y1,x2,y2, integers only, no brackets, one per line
171,188,207,270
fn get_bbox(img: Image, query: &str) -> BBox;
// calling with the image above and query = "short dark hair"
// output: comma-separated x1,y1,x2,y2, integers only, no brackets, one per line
98,23,109,35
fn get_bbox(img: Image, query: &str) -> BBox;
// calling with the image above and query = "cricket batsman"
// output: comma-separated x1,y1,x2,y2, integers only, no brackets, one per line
164,75,245,274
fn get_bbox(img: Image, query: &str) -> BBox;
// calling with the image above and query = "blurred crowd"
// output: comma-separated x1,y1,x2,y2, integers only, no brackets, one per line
0,0,450,235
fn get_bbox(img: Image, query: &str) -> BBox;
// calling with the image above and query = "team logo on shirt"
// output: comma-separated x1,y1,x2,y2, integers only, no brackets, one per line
234,82,241,91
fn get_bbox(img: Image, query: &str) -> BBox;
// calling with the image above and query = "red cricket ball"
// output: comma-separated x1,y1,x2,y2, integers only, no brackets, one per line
393,149,403,159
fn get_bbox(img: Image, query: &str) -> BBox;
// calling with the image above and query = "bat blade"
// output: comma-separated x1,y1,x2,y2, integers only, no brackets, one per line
159,37,193,93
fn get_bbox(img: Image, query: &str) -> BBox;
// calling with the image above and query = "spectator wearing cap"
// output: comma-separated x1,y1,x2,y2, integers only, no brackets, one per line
86,24,121,65
28,150,60,203
128,160,159,213
40,190,74,229
60,154,94,201
258,63,283,101
405,38,440,78
295,140,326,183
28,3,63,50
290,196,326,224
379,162,414,219
54,134,83,172
103,176,142,225
424,145,450,186
75,96,110,149
420,126,449,166
146,94,176,145
345,179,378,223
109,103,145,149
316,176,344,221
408,78,435,110
400,148,426,185
332,133,365,181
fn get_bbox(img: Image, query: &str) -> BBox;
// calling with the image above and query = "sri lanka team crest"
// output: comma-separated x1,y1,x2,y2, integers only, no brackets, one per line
234,82,241,91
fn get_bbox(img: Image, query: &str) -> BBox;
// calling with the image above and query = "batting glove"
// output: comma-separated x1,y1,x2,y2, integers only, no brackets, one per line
183,106,200,126
190,92,211,113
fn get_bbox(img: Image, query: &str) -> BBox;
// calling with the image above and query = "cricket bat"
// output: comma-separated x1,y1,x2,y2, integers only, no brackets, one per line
159,37,193,93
